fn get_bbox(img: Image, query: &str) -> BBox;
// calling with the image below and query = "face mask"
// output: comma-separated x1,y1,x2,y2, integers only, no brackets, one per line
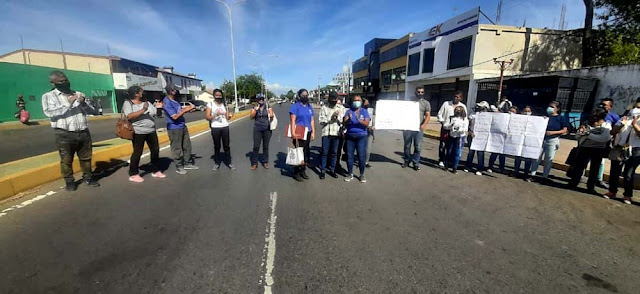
352,101,362,109
258,100,265,105
55,82,72,94
416,94,424,100
523,111,532,116
329,100,337,106
300,96,309,103
546,107,555,115
215,98,224,103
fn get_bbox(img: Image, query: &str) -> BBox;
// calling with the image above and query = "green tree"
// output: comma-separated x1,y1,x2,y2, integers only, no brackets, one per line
285,90,295,100
585,0,640,65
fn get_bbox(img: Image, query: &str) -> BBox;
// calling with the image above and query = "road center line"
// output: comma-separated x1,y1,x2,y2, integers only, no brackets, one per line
0,116,249,220
262,191,278,294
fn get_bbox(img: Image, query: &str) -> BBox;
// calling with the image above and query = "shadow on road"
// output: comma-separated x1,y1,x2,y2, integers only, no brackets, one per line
92,159,129,181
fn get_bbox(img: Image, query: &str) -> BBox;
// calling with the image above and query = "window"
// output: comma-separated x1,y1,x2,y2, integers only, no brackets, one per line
422,48,435,73
392,67,406,84
407,53,420,76
447,36,472,70
381,69,392,85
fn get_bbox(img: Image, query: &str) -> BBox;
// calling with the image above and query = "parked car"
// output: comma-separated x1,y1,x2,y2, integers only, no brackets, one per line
180,101,197,112
192,100,207,111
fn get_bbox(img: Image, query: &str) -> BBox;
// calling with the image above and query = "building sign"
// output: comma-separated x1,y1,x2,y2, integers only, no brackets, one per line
409,7,480,49
332,72,353,83
113,73,163,92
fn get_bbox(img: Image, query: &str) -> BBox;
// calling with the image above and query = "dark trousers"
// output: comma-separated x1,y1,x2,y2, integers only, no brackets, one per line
321,136,340,173
168,127,192,167
514,157,533,176
292,133,311,175
466,136,485,171
129,132,160,176
445,136,463,170
251,129,272,165
346,133,368,176
54,128,93,183
489,153,506,171
610,151,640,197
438,127,449,162
608,160,623,194
568,147,605,190
211,126,231,165
337,136,345,167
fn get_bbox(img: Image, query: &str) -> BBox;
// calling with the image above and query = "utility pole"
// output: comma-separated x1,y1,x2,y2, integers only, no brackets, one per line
496,0,502,24
59,37,67,69
20,35,26,64
494,58,514,101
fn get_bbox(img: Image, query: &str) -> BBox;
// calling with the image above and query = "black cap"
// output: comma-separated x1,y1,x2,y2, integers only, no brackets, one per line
165,84,180,93
328,91,338,100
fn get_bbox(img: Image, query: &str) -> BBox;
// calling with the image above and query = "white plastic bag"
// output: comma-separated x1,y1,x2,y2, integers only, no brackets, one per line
286,146,305,166
270,113,278,130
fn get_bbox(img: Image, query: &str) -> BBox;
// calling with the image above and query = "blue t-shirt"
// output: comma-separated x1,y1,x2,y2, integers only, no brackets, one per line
545,115,568,139
289,102,314,129
605,112,620,125
163,97,186,130
344,108,370,135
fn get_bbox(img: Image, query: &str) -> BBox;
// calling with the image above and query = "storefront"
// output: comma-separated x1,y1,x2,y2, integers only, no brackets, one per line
112,72,164,111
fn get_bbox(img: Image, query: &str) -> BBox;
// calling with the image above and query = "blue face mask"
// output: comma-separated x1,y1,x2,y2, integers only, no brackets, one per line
352,101,362,109
546,107,555,115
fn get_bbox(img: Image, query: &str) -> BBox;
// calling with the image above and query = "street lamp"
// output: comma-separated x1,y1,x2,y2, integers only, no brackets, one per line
215,0,246,113
248,50,279,97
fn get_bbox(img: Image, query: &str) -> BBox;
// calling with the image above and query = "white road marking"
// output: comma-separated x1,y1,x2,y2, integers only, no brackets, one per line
0,116,250,219
262,192,278,294
0,191,57,219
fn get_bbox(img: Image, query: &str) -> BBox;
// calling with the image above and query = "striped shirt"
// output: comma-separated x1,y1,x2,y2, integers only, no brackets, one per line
42,89,95,131
319,104,345,137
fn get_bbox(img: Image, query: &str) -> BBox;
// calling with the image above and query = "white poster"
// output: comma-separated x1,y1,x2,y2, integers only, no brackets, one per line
374,100,420,131
470,112,548,159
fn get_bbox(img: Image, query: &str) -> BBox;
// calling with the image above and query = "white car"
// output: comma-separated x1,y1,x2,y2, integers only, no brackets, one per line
180,102,198,112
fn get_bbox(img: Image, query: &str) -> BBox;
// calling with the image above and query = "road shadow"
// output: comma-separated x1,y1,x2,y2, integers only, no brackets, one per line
369,153,402,166
139,157,173,176
92,159,129,181
274,152,291,177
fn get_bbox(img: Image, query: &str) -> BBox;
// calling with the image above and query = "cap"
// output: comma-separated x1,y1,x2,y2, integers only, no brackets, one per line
165,84,180,93
476,101,490,109
256,93,265,100
328,91,338,99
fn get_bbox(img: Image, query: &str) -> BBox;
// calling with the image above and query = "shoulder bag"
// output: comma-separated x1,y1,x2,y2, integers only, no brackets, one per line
116,100,135,140
609,128,632,162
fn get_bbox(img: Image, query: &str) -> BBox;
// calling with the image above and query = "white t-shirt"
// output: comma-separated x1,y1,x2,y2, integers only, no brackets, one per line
208,101,229,128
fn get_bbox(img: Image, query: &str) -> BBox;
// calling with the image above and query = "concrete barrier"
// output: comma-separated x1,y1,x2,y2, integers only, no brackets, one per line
0,110,250,201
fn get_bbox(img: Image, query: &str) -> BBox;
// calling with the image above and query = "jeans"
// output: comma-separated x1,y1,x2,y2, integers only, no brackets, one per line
489,153,506,171
621,152,640,197
514,157,533,176
251,129,272,165
211,126,231,165
568,146,605,189
54,128,93,183
445,136,463,170
608,160,623,194
403,130,423,166
346,133,368,176
321,136,340,173
168,127,192,167
530,137,560,178
465,136,485,171
438,127,449,162
130,132,160,176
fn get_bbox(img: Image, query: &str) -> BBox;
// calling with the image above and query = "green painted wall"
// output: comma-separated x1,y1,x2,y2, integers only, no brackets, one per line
0,62,115,122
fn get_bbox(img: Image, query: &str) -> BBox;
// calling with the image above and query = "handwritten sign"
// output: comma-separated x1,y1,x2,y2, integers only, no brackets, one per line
374,100,420,131
470,112,548,159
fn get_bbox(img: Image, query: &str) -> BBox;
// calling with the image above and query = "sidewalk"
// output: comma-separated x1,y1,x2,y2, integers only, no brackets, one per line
0,111,251,201
423,117,634,187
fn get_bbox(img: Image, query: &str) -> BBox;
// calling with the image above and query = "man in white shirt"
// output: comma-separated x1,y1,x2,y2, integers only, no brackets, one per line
42,70,100,191
437,91,467,167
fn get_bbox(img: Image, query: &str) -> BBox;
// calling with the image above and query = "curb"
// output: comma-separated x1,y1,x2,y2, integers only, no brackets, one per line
0,110,250,201
421,132,634,188
0,114,120,131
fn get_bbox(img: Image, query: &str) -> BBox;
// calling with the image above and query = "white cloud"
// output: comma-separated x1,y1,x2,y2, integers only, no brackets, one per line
266,82,299,95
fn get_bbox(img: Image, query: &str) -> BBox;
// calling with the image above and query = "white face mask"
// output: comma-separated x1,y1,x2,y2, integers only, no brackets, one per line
523,111,532,116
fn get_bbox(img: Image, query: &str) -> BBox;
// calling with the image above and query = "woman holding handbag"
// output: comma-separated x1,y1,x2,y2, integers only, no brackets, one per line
604,106,640,204
250,94,275,170
568,108,611,193
122,86,166,183
289,89,316,181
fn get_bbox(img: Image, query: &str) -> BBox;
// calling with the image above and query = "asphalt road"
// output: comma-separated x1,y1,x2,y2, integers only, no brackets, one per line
1,104,639,293
0,111,207,164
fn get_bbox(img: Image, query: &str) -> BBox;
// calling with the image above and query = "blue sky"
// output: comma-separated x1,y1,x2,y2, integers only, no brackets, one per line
0,0,587,94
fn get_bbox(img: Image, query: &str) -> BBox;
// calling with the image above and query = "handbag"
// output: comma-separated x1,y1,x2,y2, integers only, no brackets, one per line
286,138,305,166
609,129,632,162
116,101,134,140
270,112,278,131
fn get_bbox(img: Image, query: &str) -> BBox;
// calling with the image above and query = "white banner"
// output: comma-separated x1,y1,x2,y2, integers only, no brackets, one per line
470,112,548,159
374,100,420,131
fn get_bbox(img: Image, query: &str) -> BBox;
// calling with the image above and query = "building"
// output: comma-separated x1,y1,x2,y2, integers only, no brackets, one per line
352,38,395,104
404,7,582,112
0,49,117,119
111,57,163,110
378,34,410,100
158,67,203,101
197,89,214,104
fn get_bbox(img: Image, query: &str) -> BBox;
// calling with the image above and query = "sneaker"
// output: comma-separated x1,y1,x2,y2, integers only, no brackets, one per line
365,163,372,168
129,175,144,183
438,162,445,168
319,173,326,180
475,171,483,176
184,164,199,170
65,182,77,191
251,164,258,170
293,173,303,182
301,170,309,179
84,179,100,187
176,167,187,175
451,169,458,174
212,164,221,171
463,169,469,173
227,164,236,170
360,174,367,183
328,171,339,178
623,197,632,205
401,162,409,168
597,181,610,189
344,174,354,182
486,169,493,173
602,192,615,199
413,165,421,171
151,171,167,178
